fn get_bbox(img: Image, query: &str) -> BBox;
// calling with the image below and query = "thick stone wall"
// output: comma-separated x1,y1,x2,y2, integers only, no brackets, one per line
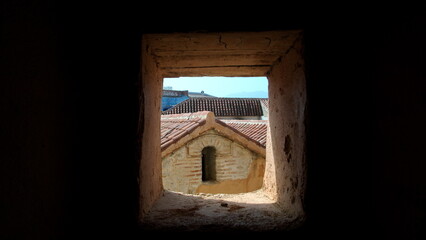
162,130,265,194
139,37,164,217
140,30,306,225
264,32,306,219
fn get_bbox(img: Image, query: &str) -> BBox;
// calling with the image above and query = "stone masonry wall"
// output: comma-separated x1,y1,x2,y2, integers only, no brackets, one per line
162,130,265,194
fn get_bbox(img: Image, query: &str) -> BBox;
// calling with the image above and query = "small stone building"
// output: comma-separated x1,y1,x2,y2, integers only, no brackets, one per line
161,111,267,194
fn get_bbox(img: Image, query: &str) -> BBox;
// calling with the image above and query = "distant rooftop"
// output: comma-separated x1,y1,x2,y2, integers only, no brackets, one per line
162,97,267,117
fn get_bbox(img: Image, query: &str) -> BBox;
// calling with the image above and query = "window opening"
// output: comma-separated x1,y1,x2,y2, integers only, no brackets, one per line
160,76,269,195
140,31,307,232
201,146,216,182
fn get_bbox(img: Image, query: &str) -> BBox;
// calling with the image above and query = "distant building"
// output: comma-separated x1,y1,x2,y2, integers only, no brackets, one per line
162,97,269,120
161,90,189,111
161,89,216,111
161,111,267,194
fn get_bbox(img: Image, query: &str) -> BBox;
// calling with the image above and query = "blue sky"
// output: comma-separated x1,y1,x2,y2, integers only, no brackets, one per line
163,77,268,98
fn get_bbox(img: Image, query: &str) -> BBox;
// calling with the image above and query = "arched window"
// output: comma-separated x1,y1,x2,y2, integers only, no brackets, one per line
201,146,216,181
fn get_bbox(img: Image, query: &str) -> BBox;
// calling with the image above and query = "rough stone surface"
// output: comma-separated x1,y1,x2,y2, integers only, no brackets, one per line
144,31,301,77
264,31,306,218
139,37,164,216
141,190,304,232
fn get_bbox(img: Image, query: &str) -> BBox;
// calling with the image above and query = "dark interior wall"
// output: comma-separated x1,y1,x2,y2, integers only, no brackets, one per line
1,1,424,239
372,15,426,239
1,2,67,238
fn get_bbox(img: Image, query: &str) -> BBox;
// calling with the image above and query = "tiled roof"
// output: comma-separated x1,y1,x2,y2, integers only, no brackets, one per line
160,111,267,152
160,112,209,151
162,98,266,117
260,99,269,110
220,120,268,147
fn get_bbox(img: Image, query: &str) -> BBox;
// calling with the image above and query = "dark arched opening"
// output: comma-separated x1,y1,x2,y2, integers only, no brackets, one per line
201,146,216,182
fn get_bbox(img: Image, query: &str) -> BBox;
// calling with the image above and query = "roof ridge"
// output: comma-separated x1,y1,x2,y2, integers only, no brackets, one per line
161,110,210,120
221,119,267,123
161,111,267,156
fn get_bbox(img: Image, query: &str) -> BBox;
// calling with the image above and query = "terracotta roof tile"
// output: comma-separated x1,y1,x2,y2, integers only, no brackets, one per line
219,120,268,147
160,112,209,150
162,98,267,117
161,111,268,152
